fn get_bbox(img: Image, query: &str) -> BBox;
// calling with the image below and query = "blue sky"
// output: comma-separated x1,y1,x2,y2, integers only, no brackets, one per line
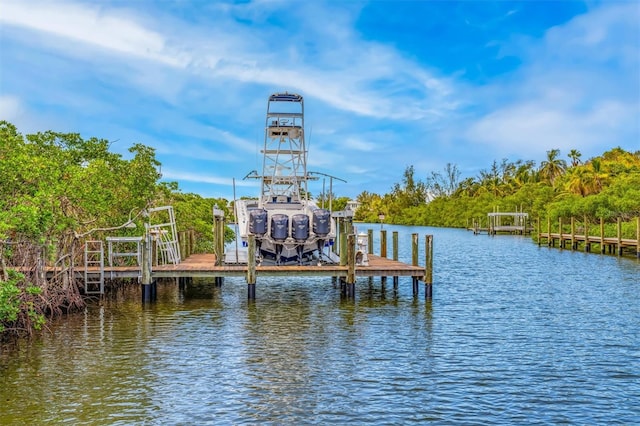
1,0,639,201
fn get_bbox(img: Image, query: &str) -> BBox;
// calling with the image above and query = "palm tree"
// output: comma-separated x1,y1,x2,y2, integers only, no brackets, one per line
539,149,567,187
568,149,582,167
564,166,595,197
589,158,608,193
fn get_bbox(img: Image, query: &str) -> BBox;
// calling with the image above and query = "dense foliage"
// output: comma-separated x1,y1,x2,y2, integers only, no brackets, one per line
0,122,232,338
354,147,640,236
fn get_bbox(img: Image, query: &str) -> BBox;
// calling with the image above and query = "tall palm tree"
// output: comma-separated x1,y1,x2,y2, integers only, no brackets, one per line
568,149,582,167
539,149,567,187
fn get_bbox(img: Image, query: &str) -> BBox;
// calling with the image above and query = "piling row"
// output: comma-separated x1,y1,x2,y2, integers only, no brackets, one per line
537,216,640,258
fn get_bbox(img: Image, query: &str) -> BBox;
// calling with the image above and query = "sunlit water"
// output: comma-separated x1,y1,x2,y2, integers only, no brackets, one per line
2,225,639,424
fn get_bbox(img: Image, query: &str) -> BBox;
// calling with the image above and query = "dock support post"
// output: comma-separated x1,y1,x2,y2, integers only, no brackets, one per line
141,228,156,303
392,231,398,289
339,226,347,266
379,229,387,286
600,217,605,254
213,208,225,266
346,234,356,298
425,234,433,300
617,217,622,256
537,217,541,246
637,217,640,259
367,229,373,256
247,234,256,300
412,233,418,267
559,217,564,249
411,233,419,297
584,215,590,252
547,217,552,247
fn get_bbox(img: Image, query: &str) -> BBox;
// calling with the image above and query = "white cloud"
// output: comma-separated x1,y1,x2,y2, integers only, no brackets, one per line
0,0,186,67
161,169,260,188
464,3,640,159
0,0,459,122
342,137,377,152
0,95,23,121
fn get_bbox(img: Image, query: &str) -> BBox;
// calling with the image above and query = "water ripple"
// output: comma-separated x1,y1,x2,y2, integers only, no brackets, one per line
1,226,639,424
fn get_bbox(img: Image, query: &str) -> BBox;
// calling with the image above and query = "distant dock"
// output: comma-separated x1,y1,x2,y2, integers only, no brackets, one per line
537,216,640,258
469,211,532,235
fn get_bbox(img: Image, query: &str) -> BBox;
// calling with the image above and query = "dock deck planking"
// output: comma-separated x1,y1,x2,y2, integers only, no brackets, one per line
84,253,426,280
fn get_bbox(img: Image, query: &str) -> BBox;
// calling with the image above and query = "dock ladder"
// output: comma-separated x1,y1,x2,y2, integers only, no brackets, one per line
84,240,104,294
148,206,181,265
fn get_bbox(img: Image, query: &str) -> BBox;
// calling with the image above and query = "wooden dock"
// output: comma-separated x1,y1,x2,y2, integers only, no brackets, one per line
537,216,640,257
78,229,435,300
91,253,426,280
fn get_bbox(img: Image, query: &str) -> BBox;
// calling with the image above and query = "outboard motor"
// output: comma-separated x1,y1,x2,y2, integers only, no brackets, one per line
313,209,331,265
270,214,289,242
292,214,310,264
249,209,268,235
312,209,331,237
291,214,310,242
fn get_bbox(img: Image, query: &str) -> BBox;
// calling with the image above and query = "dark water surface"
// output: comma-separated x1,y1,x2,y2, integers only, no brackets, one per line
2,225,639,425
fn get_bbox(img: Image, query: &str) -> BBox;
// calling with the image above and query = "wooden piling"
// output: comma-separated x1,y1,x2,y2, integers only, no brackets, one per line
346,234,356,297
392,231,399,289
380,230,387,258
412,233,418,267
141,232,155,302
637,217,640,258
339,227,347,266
600,217,605,254
411,233,419,297
617,217,622,256
559,217,564,248
425,234,433,300
367,229,373,255
584,215,590,252
247,234,256,299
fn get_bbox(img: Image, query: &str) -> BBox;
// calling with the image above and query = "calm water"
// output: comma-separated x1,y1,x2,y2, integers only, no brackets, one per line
1,225,639,425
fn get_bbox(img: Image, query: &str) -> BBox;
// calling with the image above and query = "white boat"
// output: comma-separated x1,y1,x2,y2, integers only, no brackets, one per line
233,92,337,265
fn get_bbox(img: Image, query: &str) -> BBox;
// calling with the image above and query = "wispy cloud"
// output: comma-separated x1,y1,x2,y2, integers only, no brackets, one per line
1,0,637,199
0,0,186,67
463,2,640,159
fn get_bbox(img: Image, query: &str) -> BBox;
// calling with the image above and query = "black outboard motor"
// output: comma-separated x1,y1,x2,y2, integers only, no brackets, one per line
249,209,268,235
249,209,267,260
312,209,331,237
271,214,288,265
291,214,310,242
313,209,331,265
270,214,289,242
292,214,310,265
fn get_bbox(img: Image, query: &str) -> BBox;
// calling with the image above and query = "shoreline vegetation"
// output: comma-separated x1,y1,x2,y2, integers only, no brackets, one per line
2,121,639,340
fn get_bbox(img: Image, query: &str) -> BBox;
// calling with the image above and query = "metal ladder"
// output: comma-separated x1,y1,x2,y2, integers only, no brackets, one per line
84,240,104,294
148,206,181,265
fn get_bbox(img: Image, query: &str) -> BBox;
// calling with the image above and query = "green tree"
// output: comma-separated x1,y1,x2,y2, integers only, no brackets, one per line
539,149,567,187
568,149,582,167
